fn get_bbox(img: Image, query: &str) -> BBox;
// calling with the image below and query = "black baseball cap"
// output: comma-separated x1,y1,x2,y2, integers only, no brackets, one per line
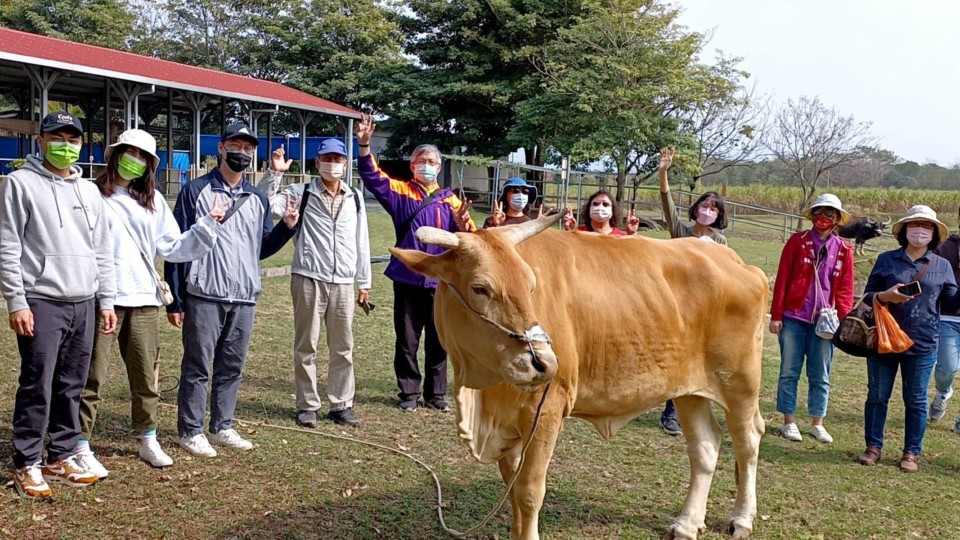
41,111,83,137
221,123,259,146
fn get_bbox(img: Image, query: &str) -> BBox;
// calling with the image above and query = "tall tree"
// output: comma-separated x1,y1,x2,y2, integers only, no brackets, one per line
765,95,875,221
511,0,738,203
385,0,586,159
0,0,134,49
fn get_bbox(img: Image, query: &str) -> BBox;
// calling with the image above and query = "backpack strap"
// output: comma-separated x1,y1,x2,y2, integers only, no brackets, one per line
296,183,362,229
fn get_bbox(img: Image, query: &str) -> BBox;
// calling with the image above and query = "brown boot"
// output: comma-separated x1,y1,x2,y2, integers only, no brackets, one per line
858,446,882,466
899,452,919,473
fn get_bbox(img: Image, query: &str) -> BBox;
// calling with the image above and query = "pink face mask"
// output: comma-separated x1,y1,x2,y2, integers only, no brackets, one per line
907,227,933,248
696,207,718,226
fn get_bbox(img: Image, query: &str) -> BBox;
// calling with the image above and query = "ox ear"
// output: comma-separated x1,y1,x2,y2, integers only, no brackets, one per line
389,247,455,280
500,211,564,246
415,227,460,249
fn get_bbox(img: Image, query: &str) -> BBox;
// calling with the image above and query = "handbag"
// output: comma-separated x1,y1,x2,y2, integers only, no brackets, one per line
832,296,877,357
833,259,933,357
812,255,839,339
105,200,175,306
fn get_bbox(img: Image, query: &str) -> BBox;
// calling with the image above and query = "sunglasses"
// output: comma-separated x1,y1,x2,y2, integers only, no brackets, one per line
507,187,530,195
811,208,838,218
358,300,376,315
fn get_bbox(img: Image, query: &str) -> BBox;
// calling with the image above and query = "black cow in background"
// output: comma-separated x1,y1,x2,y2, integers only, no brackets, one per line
837,216,892,255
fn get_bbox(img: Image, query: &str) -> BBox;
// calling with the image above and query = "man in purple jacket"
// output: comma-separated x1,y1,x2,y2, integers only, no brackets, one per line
355,114,475,412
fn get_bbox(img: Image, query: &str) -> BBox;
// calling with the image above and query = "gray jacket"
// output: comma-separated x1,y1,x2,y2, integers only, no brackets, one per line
164,167,295,311
0,155,116,312
258,170,372,289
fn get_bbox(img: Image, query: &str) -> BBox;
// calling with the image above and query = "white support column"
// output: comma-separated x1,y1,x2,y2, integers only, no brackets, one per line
345,118,354,187
294,110,314,181
24,66,60,128
182,92,211,179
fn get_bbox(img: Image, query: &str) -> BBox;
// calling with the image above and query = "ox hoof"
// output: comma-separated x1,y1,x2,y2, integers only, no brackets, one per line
726,519,752,539
661,524,698,540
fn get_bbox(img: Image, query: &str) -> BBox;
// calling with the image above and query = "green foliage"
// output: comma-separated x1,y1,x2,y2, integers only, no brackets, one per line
383,0,587,159
511,0,743,201
0,0,134,49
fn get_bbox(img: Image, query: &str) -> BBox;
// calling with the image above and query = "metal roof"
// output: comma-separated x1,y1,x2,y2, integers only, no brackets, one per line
0,28,360,119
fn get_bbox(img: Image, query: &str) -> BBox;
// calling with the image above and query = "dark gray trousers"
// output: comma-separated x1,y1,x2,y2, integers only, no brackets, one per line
13,298,95,468
176,295,255,437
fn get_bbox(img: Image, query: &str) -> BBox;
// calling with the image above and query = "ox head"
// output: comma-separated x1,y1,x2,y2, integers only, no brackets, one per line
865,216,892,237
390,214,563,391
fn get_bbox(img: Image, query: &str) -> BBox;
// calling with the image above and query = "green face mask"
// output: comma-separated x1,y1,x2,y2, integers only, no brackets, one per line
118,153,148,181
45,141,81,170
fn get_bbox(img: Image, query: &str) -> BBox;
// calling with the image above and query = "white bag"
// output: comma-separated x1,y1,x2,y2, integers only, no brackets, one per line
815,307,840,339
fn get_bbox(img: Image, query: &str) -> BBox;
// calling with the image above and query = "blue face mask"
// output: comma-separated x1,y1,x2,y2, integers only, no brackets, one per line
509,193,529,212
415,164,438,183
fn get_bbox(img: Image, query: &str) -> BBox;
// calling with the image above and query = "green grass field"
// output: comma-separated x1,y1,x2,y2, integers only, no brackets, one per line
1,207,959,539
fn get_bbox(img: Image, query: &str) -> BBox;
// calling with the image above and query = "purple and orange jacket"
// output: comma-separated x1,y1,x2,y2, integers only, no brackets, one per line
358,154,476,288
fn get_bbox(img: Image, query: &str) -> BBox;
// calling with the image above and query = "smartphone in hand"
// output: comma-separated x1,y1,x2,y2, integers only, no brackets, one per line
898,281,921,296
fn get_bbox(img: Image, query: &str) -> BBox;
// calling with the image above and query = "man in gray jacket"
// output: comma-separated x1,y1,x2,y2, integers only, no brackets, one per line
165,124,298,457
0,112,117,499
258,139,371,428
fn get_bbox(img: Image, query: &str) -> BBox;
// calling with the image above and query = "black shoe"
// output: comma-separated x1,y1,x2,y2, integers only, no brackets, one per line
424,397,450,412
297,410,318,429
660,414,682,436
398,399,418,412
326,408,361,427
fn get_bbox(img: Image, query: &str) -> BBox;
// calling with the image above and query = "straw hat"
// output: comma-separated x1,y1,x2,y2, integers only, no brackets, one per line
104,129,159,166
891,205,949,239
801,193,851,226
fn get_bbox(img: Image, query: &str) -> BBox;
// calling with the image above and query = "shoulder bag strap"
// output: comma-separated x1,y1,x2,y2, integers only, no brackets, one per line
105,199,161,285
915,259,934,283
395,189,438,247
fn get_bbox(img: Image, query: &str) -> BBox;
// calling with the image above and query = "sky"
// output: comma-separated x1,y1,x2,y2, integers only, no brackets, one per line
676,0,960,165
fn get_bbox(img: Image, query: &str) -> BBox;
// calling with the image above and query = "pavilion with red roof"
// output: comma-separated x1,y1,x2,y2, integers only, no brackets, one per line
0,27,361,188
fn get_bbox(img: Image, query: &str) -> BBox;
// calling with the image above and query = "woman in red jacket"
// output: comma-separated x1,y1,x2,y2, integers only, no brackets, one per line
770,194,855,444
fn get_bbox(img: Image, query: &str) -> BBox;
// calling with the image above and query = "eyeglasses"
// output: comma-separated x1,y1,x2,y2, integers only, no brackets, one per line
413,159,441,166
507,187,530,195
224,143,255,154
811,208,838,218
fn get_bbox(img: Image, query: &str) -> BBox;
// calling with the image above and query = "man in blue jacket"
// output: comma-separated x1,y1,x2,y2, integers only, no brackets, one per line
165,123,297,457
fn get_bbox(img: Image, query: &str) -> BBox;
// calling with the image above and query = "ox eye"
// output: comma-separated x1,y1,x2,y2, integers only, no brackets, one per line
471,286,490,297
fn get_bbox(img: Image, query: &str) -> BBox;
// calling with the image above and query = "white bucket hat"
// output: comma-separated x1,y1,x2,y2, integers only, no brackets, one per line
104,129,159,167
891,205,949,240
801,193,851,226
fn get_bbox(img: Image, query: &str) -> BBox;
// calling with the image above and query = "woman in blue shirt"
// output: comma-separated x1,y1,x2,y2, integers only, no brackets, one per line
859,205,960,472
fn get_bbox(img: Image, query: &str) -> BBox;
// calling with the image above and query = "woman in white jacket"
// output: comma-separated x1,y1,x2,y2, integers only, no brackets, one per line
76,129,228,475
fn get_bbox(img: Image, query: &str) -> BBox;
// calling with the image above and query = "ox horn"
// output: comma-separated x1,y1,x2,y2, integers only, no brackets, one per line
415,227,461,249
881,216,892,226
501,211,564,246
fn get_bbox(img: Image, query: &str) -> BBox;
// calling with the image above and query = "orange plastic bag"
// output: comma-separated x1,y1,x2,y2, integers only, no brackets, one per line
874,297,915,354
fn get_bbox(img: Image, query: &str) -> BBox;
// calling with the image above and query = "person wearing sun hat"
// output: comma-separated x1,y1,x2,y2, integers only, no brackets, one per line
859,204,960,472
74,129,231,476
770,193,855,445
483,177,542,228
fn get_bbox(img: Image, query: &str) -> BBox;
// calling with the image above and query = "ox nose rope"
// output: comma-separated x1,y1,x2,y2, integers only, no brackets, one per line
157,383,551,539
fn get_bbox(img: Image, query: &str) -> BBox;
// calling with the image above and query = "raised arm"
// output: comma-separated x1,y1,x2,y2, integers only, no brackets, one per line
657,147,682,238
257,144,296,217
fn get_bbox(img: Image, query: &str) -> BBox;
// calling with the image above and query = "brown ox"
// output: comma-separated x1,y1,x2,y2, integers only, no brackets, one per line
391,213,767,540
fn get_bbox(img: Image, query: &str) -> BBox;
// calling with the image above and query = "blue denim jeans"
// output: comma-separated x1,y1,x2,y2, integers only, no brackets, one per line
934,320,960,394
776,317,834,418
864,351,937,455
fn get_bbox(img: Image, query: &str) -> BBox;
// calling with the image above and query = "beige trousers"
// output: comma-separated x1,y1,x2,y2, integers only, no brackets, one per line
291,274,356,412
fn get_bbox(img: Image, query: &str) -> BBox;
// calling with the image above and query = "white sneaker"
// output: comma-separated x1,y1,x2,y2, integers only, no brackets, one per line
140,438,174,468
781,422,803,442
208,429,253,451
930,388,953,421
179,434,218,458
74,447,109,479
809,424,834,444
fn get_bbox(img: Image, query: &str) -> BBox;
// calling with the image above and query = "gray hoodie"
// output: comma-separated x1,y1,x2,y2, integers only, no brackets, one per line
0,155,116,312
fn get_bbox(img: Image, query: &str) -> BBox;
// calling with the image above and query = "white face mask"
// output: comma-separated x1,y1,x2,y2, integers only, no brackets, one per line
590,204,612,222
508,193,528,212
319,162,345,181
414,164,439,184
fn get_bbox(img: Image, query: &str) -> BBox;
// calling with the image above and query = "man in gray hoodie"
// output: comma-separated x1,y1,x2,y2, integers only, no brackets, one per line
0,112,117,499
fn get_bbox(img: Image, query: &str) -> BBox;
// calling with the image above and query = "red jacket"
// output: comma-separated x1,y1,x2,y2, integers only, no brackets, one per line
771,230,855,322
